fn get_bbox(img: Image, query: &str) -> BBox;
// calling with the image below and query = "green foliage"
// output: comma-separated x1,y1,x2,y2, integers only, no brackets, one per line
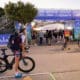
0,7,5,17
4,1,38,24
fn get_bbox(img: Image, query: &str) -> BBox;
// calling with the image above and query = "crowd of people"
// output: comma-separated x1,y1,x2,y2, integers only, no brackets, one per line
31,29,64,46
30,29,74,51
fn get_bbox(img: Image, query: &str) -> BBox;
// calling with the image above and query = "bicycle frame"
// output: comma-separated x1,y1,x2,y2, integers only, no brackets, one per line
1,49,15,70
2,54,15,70
0,49,35,73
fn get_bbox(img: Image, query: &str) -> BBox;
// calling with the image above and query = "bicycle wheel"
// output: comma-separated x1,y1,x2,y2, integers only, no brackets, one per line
0,58,7,73
18,56,35,73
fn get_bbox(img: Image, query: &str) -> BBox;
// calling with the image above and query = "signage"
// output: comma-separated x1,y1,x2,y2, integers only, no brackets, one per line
35,9,80,20
74,20,80,40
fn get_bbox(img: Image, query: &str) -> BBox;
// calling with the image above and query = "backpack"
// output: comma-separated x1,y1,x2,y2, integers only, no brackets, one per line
7,34,15,49
7,34,22,50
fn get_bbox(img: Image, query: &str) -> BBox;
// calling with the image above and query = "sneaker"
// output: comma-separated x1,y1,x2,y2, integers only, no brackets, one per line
15,72,22,78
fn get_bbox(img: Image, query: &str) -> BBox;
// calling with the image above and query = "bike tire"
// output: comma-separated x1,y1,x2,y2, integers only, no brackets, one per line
0,58,7,73
18,56,35,73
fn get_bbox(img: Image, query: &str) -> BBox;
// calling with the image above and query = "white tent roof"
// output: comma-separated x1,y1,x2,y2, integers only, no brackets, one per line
33,23,64,31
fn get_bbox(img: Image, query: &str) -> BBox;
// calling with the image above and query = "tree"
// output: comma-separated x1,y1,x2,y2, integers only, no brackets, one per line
4,1,38,24
0,7,5,17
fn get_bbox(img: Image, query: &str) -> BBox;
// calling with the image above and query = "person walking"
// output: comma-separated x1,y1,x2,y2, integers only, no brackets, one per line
45,30,49,45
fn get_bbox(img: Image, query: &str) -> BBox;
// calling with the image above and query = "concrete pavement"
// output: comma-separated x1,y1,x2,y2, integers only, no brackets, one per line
0,44,80,80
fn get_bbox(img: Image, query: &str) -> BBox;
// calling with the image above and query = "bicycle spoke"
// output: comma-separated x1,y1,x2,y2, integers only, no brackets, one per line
22,59,28,65
20,59,32,70
18,57,35,73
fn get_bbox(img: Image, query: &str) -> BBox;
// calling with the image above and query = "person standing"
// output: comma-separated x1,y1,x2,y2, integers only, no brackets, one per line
48,30,52,45
14,28,26,77
9,31,22,77
45,30,49,45
20,28,26,54
38,31,44,45
32,31,37,46
62,29,70,50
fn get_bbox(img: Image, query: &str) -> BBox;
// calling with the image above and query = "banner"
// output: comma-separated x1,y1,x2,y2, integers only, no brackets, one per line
35,9,80,21
0,34,10,46
74,20,80,40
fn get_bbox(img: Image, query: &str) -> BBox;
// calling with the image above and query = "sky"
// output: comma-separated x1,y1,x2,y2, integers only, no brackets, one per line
0,0,80,10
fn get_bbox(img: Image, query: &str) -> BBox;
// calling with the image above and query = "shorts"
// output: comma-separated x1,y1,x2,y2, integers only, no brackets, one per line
14,51,21,57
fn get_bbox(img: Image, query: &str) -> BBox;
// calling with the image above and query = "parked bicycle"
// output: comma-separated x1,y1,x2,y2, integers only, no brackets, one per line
0,48,35,73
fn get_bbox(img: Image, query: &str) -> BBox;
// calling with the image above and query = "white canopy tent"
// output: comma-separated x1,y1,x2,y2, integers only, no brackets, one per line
33,23,65,31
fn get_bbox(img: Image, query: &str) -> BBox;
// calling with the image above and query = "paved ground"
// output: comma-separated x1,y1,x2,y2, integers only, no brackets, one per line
0,44,80,80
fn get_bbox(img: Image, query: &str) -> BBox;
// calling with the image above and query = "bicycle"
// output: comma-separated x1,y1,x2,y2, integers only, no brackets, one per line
0,48,35,73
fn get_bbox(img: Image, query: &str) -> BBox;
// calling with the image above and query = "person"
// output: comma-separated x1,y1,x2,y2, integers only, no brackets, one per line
20,28,26,55
38,31,44,45
32,31,37,46
9,31,22,77
9,28,26,77
78,33,80,47
45,30,49,45
53,30,58,42
48,30,52,45
62,29,70,50
15,28,27,77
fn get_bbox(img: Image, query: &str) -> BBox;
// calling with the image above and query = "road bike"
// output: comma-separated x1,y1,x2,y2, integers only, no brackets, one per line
0,48,35,73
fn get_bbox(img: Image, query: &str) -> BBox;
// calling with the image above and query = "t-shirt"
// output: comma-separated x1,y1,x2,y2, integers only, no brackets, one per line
64,30,70,37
